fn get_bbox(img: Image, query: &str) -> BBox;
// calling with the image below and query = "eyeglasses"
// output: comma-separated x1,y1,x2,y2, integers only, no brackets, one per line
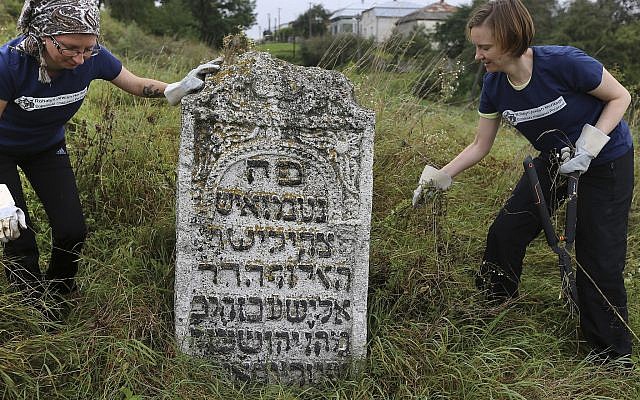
49,36,100,57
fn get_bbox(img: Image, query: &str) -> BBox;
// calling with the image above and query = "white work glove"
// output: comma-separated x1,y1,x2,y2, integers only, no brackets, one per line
164,57,223,106
0,184,26,243
558,124,610,174
412,165,452,207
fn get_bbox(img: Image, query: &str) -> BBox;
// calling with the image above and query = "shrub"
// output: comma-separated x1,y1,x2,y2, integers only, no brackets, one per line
0,0,22,42
300,34,375,68
413,57,465,103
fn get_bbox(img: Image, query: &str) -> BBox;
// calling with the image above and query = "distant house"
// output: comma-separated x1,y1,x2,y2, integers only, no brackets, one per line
395,0,458,36
328,1,376,35
359,1,429,42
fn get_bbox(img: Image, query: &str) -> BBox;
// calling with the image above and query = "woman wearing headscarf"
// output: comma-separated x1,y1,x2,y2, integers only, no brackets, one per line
0,0,218,296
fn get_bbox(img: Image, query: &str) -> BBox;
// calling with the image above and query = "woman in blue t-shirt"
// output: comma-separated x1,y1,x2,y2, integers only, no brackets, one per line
413,0,634,366
0,0,219,298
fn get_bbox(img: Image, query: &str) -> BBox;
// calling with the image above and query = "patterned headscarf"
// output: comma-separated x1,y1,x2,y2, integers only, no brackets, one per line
17,0,100,83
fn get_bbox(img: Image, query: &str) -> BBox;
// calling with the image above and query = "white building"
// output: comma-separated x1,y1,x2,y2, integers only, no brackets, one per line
328,1,377,35
359,1,429,42
395,0,458,36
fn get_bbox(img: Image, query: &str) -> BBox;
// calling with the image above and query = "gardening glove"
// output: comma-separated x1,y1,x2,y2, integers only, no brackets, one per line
0,184,26,243
164,57,223,106
412,165,452,207
559,124,610,174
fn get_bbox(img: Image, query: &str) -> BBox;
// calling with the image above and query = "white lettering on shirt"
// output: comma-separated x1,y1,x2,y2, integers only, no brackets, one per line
502,96,567,126
14,87,88,111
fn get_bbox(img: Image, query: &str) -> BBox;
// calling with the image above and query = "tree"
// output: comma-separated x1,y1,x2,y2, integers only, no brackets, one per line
549,0,631,64
107,0,256,47
291,5,330,38
432,2,476,59
185,0,256,47
610,0,640,23
550,0,640,85
431,1,481,100
105,0,155,24
606,21,640,86
521,0,558,43
275,26,294,43
148,0,198,38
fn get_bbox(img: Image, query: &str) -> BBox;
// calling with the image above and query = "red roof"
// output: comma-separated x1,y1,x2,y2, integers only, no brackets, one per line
424,0,458,13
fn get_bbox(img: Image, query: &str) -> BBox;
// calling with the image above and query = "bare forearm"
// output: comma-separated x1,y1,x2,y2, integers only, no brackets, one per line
594,93,631,135
589,68,631,135
441,117,498,178
139,79,168,98
111,68,168,98
442,143,489,178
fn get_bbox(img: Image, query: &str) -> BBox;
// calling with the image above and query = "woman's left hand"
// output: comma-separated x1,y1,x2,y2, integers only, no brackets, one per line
559,124,610,174
164,57,223,106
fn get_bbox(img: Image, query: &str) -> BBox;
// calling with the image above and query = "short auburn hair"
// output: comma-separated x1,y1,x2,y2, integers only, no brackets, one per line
466,0,535,57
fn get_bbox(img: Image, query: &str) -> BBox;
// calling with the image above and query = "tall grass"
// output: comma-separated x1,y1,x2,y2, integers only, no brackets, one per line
1,10,639,400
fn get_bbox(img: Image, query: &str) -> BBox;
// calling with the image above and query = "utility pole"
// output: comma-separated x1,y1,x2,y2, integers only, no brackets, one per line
277,7,281,41
308,2,313,38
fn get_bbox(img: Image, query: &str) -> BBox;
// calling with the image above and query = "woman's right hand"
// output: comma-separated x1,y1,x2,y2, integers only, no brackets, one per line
0,184,26,242
412,165,452,207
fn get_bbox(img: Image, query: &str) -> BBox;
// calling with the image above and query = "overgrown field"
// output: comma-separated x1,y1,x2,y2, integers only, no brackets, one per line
1,7,640,400
256,42,302,65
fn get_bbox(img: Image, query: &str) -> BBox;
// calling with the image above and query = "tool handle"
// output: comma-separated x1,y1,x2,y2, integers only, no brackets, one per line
564,171,580,246
523,156,558,248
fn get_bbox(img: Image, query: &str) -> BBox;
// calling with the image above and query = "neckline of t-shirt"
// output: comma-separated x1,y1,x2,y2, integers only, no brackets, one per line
507,47,534,91
42,61,82,84
507,74,531,90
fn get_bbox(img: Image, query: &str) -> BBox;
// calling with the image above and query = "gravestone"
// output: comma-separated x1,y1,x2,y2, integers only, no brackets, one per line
174,50,375,385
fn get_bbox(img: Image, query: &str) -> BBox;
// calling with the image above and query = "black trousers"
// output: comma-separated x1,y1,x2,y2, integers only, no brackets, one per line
0,142,86,294
477,149,634,358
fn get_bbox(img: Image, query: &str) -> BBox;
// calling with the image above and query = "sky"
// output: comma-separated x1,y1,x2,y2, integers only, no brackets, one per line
246,0,471,39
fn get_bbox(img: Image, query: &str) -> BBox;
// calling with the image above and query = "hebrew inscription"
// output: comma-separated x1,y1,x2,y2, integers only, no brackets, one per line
174,51,374,385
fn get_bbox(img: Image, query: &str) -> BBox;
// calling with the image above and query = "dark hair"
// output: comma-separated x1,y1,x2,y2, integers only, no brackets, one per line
466,0,535,57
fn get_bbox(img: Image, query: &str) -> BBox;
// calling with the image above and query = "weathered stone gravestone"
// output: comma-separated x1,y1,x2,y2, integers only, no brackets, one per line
174,50,375,385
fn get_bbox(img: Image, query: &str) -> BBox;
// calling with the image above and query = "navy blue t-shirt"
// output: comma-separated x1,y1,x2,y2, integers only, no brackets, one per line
0,36,122,154
479,46,632,165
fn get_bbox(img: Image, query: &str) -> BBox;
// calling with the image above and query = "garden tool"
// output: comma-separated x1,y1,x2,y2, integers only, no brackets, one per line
523,156,580,313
